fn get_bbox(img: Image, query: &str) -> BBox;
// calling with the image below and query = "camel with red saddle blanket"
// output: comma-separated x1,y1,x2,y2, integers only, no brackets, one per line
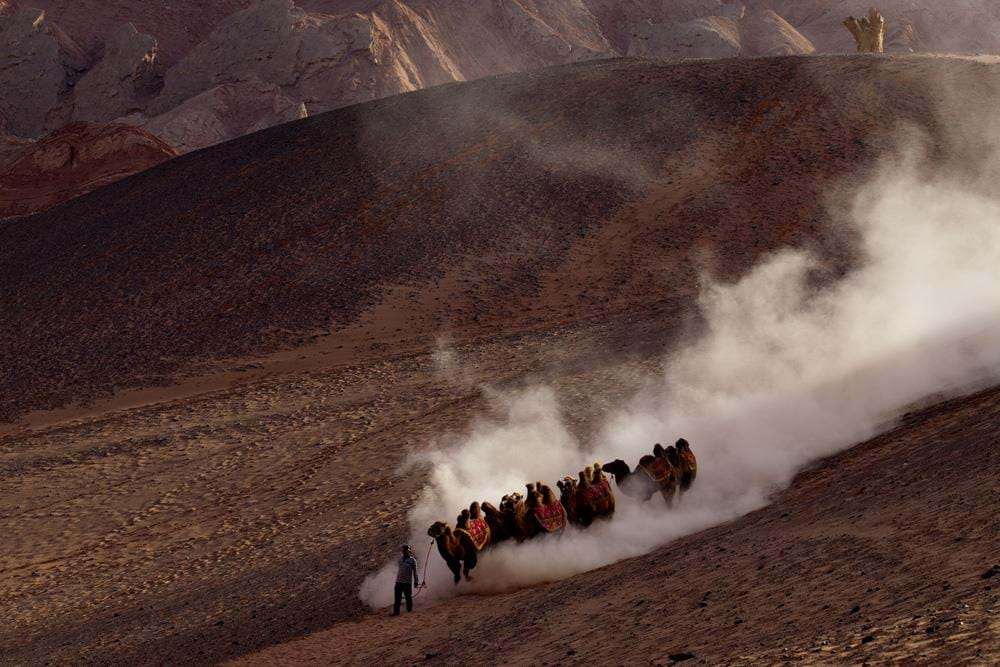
427,439,696,583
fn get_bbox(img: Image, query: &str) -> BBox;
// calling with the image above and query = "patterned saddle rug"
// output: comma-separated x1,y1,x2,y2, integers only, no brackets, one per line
638,455,674,483
585,477,614,514
679,449,697,472
457,516,491,551
533,500,567,533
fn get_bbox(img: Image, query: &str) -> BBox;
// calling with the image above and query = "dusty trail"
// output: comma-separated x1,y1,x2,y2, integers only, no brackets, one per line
239,387,1000,666
0,315,664,665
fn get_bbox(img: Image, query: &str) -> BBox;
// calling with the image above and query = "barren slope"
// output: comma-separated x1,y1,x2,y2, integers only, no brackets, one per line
241,386,1000,666
2,55,1000,666
5,55,1000,425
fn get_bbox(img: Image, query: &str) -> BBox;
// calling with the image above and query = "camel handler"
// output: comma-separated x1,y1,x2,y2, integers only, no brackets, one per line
393,544,421,616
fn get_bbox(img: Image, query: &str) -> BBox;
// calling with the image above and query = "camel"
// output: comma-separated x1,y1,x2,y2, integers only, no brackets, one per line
497,491,533,542
574,465,615,526
606,445,677,506
590,463,615,514
480,501,512,544
556,476,580,525
521,483,543,539
427,520,479,583
527,482,568,534
675,438,697,492
456,502,492,551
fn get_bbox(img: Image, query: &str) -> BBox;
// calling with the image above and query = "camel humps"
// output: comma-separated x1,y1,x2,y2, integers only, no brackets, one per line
427,440,697,582
427,521,479,583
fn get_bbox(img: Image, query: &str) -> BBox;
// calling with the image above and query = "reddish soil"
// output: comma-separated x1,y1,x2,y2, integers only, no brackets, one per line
240,386,1000,666
4,55,1000,425
1,55,999,665
0,122,177,218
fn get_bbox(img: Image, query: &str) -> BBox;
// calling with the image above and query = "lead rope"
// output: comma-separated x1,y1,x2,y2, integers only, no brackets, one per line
411,539,434,599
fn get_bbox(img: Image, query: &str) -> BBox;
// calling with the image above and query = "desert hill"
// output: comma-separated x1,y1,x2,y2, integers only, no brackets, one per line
4,54,1000,424
4,0,1000,217
2,54,1000,665
4,0,1000,160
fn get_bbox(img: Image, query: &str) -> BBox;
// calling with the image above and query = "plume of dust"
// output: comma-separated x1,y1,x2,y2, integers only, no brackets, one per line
360,149,1000,609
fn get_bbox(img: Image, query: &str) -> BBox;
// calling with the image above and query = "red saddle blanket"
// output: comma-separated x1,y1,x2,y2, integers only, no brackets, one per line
585,477,613,514
457,517,491,551
639,456,674,483
533,500,567,533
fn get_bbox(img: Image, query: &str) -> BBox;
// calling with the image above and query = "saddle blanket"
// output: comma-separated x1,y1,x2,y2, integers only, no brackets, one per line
585,477,613,513
457,516,491,551
639,456,674,483
533,500,567,533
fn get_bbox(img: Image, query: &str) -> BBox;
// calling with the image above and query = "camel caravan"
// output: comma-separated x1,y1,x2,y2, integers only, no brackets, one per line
427,438,698,583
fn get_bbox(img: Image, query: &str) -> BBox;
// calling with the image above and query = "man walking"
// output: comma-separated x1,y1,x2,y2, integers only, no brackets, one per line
393,544,420,615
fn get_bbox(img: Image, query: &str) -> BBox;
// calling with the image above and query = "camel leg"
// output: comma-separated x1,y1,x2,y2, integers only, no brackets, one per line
661,485,675,509
448,559,461,584
463,549,478,581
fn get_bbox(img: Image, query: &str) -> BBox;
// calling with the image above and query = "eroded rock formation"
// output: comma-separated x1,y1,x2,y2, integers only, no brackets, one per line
0,123,177,218
844,7,886,53
72,23,158,122
139,78,308,154
0,8,86,137
626,6,815,59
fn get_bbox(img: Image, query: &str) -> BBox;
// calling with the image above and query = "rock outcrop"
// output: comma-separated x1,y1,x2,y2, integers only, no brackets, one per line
628,15,741,59
0,0,997,177
0,8,85,137
149,0,379,116
71,23,158,122
626,6,814,59
0,122,177,218
740,9,815,56
844,7,886,53
138,78,308,154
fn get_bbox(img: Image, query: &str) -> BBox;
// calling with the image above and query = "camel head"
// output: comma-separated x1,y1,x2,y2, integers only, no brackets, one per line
427,521,451,539
480,500,501,517
602,459,628,478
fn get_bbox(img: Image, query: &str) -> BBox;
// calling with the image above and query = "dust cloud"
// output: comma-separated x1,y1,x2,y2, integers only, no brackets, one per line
361,143,1000,607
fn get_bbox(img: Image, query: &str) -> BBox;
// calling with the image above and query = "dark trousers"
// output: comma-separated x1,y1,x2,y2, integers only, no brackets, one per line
393,582,413,614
